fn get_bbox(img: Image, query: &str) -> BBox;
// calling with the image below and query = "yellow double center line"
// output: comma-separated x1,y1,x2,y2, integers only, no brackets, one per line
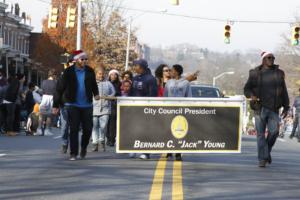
149,155,184,200
172,161,183,200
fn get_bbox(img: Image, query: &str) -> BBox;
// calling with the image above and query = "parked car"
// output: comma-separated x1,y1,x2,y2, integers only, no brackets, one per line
191,84,222,98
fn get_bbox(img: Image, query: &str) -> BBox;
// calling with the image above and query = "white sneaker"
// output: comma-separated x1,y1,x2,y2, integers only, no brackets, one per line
69,155,77,161
34,129,43,136
44,129,53,136
139,154,149,160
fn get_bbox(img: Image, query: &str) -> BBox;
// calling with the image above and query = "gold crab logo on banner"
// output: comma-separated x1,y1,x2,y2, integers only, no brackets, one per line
171,115,188,139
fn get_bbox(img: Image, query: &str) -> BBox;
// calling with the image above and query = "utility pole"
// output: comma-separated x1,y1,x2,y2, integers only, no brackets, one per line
76,0,82,50
125,18,132,71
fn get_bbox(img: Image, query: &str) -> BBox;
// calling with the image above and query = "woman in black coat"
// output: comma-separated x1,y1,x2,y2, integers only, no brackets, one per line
107,69,121,146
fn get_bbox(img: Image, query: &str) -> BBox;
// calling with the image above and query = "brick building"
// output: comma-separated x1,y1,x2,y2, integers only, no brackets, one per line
0,1,47,85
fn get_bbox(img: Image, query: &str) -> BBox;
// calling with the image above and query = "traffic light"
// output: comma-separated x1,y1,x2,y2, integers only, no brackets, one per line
170,0,179,6
66,6,77,28
224,25,231,44
48,6,59,29
291,26,300,46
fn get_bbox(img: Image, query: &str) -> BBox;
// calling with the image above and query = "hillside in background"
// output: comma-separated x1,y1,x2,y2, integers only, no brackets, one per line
149,44,300,99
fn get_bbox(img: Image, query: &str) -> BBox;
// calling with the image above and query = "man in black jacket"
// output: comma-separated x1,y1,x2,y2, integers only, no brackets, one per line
244,52,290,168
3,73,24,136
53,50,99,161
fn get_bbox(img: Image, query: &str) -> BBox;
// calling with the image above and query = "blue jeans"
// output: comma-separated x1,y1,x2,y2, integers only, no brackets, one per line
254,107,280,161
291,113,300,137
92,115,109,144
61,107,69,145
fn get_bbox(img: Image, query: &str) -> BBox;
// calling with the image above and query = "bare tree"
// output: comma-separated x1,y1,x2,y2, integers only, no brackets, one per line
84,0,138,70
84,0,123,40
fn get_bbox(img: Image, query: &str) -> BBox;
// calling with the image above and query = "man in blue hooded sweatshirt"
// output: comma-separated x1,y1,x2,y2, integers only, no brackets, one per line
132,59,157,97
132,59,158,159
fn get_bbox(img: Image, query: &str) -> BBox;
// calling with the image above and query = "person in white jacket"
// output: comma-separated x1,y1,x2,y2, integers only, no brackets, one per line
92,67,116,152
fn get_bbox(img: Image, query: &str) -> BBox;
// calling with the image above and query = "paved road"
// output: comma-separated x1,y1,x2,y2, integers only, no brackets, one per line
1,130,300,200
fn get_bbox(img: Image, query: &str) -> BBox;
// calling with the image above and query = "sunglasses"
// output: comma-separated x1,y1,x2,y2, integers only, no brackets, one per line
81,58,88,61
266,56,275,60
163,69,171,72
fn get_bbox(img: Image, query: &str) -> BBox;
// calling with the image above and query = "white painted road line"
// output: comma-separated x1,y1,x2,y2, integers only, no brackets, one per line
53,136,62,139
0,154,7,157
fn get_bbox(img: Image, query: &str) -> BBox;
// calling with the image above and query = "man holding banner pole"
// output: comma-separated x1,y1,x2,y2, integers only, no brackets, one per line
164,64,192,161
132,59,158,159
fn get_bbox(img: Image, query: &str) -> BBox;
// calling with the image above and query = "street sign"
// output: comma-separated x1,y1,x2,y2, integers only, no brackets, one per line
117,97,243,153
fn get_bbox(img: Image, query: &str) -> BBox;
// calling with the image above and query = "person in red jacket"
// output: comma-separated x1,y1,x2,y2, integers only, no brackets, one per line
155,64,171,97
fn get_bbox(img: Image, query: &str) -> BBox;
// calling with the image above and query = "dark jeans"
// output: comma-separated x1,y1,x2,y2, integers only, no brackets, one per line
5,103,16,132
0,104,6,131
107,106,117,145
13,104,21,132
291,113,299,137
254,107,280,161
60,107,69,145
67,106,93,156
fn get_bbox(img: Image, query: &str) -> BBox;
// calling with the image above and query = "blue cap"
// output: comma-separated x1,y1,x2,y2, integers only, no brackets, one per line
133,59,148,69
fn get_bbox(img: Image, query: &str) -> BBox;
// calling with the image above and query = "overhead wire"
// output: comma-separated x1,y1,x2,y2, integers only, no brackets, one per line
33,0,296,25
109,4,295,24
34,0,51,4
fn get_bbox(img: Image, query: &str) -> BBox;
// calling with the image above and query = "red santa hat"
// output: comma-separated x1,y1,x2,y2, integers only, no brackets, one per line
73,50,88,61
261,51,274,61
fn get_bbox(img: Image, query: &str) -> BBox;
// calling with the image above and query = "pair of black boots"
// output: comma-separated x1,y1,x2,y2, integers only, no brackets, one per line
166,153,182,161
106,141,115,147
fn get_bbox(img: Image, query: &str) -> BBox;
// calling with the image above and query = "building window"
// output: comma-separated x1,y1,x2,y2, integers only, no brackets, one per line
16,34,19,50
26,40,29,54
16,34,19,51
20,36,23,53
18,36,21,51
3,28,7,45
23,39,26,54
11,31,14,49
13,32,16,49
0,24,2,38
8,30,11,47
14,32,17,50
10,31,14,48
19,37,21,52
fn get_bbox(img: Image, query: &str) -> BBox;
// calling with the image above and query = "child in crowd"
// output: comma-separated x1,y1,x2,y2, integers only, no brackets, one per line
121,80,135,158
121,80,132,97
92,67,116,152
26,104,40,136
